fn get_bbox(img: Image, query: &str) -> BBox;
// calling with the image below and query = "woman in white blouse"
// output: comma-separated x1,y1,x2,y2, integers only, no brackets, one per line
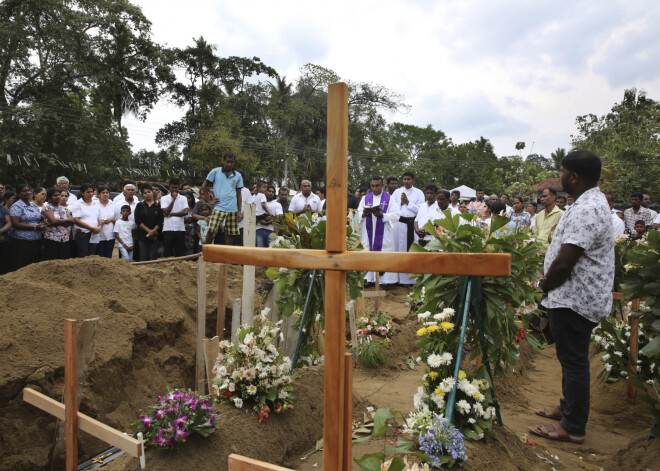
72,183,101,257
96,186,116,258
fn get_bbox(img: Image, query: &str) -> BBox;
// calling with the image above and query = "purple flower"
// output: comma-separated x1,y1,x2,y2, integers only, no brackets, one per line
139,415,152,428
175,427,188,441
155,409,165,419
174,414,188,426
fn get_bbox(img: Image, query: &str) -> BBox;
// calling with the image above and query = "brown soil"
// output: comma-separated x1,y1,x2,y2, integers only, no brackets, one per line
1,261,658,470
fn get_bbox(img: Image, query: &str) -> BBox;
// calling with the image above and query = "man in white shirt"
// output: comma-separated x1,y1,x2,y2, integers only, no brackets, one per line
236,174,253,246
392,171,425,285
500,193,515,217
161,178,190,257
113,182,137,207
414,185,441,246
606,194,625,238
358,176,401,288
256,185,283,247
642,194,658,221
288,180,321,221
56,176,77,205
449,190,461,214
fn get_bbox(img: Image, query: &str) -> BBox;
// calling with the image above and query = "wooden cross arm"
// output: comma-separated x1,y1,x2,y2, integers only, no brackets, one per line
228,454,294,471
23,388,143,458
202,246,511,277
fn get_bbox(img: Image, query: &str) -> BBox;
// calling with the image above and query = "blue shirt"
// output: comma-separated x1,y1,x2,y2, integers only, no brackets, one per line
206,167,243,212
9,200,43,240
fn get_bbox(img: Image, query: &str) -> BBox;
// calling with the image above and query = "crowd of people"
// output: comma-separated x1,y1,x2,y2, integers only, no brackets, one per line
1,150,658,276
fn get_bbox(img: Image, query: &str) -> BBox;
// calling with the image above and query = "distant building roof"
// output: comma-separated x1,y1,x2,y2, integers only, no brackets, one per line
531,177,563,193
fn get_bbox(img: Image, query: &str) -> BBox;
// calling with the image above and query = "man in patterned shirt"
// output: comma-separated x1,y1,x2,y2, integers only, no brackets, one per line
623,192,654,233
530,150,614,444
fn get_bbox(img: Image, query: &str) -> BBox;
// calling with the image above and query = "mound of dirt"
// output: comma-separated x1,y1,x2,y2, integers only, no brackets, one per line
0,257,244,471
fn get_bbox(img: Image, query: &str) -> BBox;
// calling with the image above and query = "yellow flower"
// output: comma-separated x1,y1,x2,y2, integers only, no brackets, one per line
458,370,466,380
434,386,445,396
423,381,429,387
473,391,483,401
426,325,440,333
416,327,428,337
428,371,439,380
440,322,455,332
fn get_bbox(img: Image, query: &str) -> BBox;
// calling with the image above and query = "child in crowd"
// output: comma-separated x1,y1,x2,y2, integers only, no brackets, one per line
114,205,137,261
197,204,211,250
254,181,271,221
630,219,648,240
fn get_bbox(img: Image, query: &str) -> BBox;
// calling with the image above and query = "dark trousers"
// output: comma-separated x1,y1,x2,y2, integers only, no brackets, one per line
9,237,42,271
44,239,71,260
96,239,115,258
162,231,186,257
74,231,97,257
138,240,159,261
548,307,598,436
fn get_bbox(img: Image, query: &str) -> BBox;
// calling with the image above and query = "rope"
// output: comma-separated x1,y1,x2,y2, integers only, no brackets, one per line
473,277,503,426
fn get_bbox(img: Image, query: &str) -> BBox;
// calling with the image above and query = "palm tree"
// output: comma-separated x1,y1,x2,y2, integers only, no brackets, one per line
550,147,566,171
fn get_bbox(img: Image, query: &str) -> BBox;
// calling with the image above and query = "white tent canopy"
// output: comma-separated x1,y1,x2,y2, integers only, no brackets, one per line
449,185,476,201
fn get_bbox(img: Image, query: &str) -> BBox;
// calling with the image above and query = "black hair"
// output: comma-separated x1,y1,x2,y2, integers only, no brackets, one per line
317,188,326,196
513,196,524,204
3,190,17,204
501,193,510,199
201,203,212,211
561,150,602,184
527,201,537,209
141,183,153,192
437,189,450,199
489,200,507,215
33,186,45,195
181,182,190,189
80,183,94,193
386,176,398,184
169,177,180,186
631,192,644,200
223,151,236,160
267,185,276,192
451,190,461,197
257,180,267,187
635,220,646,226
542,187,558,197
370,176,383,183
279,187,289,193
97,185,109,194
402,171,415,179
46,187,60,202
425,184,438,192
121,204,131,211
556,195,567,202
475,188,484,192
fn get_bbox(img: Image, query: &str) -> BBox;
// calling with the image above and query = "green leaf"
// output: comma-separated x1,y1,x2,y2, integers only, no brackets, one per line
640,336,660,358
489,214,511,234
353,453,386,471
373,408,397,437
387,457,406,471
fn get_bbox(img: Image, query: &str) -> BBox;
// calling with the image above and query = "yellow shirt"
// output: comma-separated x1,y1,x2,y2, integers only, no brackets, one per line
534,205,564,250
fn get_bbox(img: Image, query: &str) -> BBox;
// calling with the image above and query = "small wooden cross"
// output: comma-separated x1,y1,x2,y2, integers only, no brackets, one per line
204,83,510,470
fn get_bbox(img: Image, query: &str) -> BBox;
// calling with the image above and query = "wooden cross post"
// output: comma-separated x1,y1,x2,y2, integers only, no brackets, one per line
204,83,511,470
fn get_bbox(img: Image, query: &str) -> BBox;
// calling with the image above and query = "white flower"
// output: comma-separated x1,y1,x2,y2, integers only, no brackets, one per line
228,382,236,392
417,311,431,321
415,356,422,363
601,353,610,362
278,390,289,399
604,363,612,372
439,377,455,393
247,385,257,395
279,267,287,273
592,335,602,343
244,332,255,345
440,352,453,365
430,393,445,409
468,418,476,424
233,397,243,408
456,400,471,414
427,354,442,368
441,308,455,319
613,351,623,357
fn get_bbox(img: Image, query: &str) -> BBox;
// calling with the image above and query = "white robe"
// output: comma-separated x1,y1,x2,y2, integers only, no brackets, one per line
392,186,425,284
415,202,447,241
357,192,401,284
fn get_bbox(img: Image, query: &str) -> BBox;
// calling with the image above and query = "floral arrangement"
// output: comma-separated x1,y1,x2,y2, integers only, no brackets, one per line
356,310,395,338
130,389,217,449
409,211,544,377
404,409,467,467
413,308,495,440
591,316,655,383
266,212,365,363
212,308,294,422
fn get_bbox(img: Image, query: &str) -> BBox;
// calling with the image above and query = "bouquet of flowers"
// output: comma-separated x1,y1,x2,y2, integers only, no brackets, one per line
131,389,217,449
356,310,395,338
413,308,495,440
404,409,467,467
212,308,294,422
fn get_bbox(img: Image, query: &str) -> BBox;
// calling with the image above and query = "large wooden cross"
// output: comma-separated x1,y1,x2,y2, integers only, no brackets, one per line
203,83,511,470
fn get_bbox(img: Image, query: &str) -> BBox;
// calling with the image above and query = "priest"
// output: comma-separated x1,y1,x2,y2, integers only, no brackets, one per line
357,176,401,288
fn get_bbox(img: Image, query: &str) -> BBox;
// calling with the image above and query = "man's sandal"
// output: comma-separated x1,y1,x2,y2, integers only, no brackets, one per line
528,423,585,444
535,407,563,421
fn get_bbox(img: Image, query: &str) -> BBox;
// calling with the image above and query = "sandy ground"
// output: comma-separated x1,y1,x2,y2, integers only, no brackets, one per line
1,259,657,470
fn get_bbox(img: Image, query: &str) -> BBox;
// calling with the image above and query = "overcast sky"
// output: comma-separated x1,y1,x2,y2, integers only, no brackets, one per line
124,0,660,160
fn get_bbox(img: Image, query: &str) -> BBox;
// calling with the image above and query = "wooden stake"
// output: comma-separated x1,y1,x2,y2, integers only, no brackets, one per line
197,260,207,394
231,298,241,343
242,203,256,326
203,336,220,400
374,272,381,314
228,454,293,471
342,352,353,471
50,318,98,469
348,302,358,350
132,252,200,265
64,319,78,471
217,264,227,338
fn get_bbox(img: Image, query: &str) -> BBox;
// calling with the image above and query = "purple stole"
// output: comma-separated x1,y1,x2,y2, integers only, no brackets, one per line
365,191,391,251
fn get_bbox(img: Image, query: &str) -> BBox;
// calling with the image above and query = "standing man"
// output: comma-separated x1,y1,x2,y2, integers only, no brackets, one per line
160,178,189,256
530,150,614,444
358,176,400,288
113,183,138,220
500,193,514,217
606,194,625,238
201,152,243,246
623,192,654,233
288,180,321,219
56,177,77,205
449,190,461,215
386,177,398,195
642,194,657,221
236,171,252,246
256,185,283,247
414,185,439,246
556,195,567,211
534,188,564,252
278,187,290,213
566,196,575,207
392,171,425,286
